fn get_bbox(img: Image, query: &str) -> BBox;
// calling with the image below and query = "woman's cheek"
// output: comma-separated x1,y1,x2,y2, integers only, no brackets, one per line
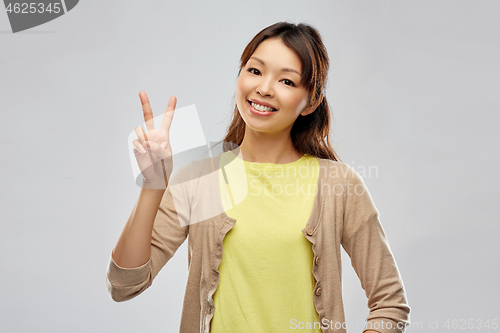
287,89,309,112
235,81,244,104
296,97,309,113
235,77,248,100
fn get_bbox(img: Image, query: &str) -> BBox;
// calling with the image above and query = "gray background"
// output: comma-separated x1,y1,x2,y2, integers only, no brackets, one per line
1,0,499,332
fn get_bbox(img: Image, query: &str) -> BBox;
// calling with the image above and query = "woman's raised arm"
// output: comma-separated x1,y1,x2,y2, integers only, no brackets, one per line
111,91,176,269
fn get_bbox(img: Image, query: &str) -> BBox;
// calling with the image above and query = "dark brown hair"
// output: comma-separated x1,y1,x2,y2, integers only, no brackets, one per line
219,22,340,162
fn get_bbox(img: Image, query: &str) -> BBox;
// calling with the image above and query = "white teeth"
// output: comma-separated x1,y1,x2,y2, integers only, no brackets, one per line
251,101,276,112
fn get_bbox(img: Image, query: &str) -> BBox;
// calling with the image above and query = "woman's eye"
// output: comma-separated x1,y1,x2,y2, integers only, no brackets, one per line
248,68,261,75
281,79,295,87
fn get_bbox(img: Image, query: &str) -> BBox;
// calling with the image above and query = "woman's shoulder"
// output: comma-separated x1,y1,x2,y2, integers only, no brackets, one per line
314,157,359,183
169,155,216,186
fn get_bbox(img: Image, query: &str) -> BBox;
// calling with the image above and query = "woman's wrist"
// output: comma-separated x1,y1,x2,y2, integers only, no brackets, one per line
141,177,168,190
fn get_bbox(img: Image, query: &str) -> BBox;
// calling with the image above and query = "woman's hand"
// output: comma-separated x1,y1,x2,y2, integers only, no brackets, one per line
132,91,176,189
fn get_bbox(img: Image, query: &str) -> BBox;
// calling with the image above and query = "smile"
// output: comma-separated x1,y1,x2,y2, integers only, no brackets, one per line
247,100,278,116
250,101,277,112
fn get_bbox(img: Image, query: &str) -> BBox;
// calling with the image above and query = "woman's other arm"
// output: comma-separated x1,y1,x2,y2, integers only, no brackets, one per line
341,165,410,333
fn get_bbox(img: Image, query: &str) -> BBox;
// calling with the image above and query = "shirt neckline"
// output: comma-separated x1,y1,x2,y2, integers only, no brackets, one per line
228,149,308,167
211,152,324,230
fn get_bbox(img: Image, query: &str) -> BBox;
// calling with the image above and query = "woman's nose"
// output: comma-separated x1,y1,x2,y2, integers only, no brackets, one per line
256,80,274,97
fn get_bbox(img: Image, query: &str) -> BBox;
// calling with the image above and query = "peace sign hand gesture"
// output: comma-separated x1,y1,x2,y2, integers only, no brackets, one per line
132,91,176,189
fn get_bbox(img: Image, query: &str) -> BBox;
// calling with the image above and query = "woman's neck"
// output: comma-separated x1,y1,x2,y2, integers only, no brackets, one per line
235,129,303,164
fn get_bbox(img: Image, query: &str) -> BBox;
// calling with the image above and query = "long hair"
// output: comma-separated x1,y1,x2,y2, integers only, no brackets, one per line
219,22,340,162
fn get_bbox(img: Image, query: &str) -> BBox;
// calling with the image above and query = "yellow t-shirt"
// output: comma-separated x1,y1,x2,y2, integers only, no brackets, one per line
210,151,321,332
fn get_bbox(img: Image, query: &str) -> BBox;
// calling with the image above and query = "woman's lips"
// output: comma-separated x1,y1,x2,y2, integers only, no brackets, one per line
247,100,278,116
249,99,277,110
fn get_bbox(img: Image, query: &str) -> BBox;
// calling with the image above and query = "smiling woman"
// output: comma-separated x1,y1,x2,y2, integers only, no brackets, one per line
224,22,338,164
106,22,410,333
237,39,311,131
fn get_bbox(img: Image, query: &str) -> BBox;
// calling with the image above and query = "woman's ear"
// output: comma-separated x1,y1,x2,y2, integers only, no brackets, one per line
300,96,322,116
300,105,314,116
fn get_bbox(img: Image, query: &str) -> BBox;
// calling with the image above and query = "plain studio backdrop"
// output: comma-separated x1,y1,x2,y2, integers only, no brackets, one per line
0,1,498,332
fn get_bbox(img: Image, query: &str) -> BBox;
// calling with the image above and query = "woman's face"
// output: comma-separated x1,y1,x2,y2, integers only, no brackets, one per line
235,38,311,137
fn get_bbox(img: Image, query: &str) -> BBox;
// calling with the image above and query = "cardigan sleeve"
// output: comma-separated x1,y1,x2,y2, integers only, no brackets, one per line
341,166,410,333
106,163,192,302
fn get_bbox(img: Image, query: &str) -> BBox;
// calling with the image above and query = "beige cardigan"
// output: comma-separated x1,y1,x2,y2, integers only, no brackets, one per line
106,154,410,333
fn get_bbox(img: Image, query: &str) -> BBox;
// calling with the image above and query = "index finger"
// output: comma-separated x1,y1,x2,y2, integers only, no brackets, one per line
139,91,155,132
160,95,177,132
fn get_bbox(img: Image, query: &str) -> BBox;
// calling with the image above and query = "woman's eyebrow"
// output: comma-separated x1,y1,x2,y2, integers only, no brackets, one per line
249,56,302,77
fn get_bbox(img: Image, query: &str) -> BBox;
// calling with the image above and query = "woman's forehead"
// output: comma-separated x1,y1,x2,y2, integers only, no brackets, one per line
249,38,302,73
